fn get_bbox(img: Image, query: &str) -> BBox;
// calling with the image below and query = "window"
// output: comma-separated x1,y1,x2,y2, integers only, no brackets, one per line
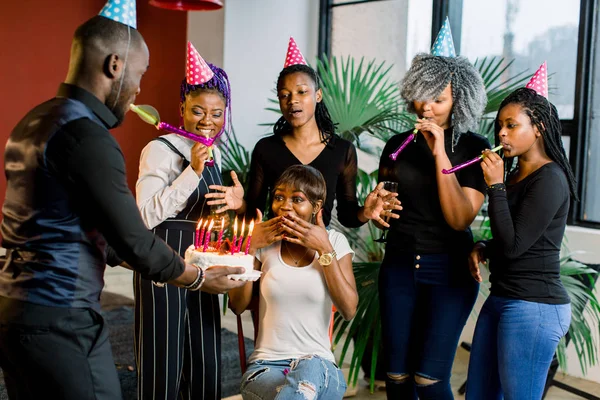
320,0,432,81
460,0,580,119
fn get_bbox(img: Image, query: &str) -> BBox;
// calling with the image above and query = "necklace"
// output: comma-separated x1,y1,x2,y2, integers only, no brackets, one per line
284,241,310,266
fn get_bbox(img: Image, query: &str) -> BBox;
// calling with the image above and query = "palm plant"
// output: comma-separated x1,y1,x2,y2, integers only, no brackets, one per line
221,128,251,188
557,253,600,374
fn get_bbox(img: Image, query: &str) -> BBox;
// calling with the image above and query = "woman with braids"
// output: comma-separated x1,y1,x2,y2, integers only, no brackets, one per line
134,43,233,400
207,37,398,231
466,76,574,398
376,23,490,399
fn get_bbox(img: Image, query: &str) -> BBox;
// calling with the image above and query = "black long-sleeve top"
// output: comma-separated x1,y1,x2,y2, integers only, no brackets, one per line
485,162,570,304
379,128,490,254
0,84,184,309
46,89,184,280
245,134,363,227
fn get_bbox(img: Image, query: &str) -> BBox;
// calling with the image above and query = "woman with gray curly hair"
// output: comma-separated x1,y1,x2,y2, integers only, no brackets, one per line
376,52,490,399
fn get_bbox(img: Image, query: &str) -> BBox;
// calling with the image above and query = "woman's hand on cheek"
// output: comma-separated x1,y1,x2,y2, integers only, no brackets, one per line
281,211,330,254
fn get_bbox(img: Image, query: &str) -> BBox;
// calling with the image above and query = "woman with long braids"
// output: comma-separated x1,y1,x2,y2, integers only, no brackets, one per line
207,37,399,230
376,20,490,399
467,72,574,398
134,43,234,400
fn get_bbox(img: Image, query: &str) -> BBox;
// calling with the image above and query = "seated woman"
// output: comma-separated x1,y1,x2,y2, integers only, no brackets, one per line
229,165,357,400
466,82,575,398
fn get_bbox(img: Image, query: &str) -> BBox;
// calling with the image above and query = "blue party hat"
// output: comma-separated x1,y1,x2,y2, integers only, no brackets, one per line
431,17,456,57
99,0,137,29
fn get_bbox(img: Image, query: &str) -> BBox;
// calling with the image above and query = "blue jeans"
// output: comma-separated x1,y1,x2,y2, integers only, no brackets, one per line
466,295,571,400
379,251,479,400
240,356,346,400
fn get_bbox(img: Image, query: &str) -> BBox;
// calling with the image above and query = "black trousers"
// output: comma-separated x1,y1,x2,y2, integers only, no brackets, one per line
134,223,221,400
0,297,121,400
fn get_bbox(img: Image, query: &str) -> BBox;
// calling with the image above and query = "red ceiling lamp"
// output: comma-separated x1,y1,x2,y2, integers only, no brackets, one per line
149,0,223,11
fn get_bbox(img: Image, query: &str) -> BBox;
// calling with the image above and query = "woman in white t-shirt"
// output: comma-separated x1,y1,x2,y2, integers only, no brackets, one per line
229,164,358,400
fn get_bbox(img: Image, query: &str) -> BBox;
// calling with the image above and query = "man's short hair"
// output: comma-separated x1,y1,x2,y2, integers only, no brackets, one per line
74,15,143,52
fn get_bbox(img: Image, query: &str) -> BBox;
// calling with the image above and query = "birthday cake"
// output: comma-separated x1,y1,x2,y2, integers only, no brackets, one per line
186,216,261,281
184,246,259,281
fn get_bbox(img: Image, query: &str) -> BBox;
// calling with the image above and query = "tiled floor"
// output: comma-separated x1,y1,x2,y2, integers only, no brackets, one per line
104,268,600,399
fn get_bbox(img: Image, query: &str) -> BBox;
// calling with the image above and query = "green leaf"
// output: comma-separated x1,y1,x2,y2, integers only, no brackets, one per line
221,128,251,189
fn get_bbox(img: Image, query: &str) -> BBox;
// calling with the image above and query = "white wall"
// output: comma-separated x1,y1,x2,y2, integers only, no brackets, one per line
222,0,320,150
187,8,225,66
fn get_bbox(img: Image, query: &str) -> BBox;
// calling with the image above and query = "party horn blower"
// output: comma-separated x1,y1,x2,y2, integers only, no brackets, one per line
442,145,504,174
129,104,215,166
389,129,418,160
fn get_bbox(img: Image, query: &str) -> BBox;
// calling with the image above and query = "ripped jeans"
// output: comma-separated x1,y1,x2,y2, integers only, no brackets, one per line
379,251,479,399
240,355,347,400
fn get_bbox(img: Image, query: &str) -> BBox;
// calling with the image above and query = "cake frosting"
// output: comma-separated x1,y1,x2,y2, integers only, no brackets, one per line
184,245,260,281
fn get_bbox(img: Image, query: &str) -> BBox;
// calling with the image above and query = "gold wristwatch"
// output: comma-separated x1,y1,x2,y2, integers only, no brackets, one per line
318,250,337,266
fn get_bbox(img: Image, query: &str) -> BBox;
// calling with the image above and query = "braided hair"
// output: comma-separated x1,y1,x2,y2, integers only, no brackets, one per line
274,64,336,145
179,63,232,144
495,87,578,199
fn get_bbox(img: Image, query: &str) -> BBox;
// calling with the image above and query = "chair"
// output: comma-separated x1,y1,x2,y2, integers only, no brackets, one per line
235,295,259,374
458,262,600,399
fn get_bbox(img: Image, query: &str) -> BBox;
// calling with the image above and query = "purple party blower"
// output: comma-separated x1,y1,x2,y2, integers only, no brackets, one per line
389,129,418,161
156,122,214,147
130,104,216,166
442,144,504,174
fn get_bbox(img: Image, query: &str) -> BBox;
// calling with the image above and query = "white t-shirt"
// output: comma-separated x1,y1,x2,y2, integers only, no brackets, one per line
249,229,354,363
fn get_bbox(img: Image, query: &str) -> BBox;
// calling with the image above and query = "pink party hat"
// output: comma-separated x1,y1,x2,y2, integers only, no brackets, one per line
525,61,548,98
186,41,214,85
283,37,308,68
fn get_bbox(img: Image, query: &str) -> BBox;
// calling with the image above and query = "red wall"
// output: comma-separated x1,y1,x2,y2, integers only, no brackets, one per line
0,0,187,215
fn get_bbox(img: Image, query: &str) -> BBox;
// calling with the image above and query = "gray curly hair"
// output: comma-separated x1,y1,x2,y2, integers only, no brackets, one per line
401,53,487,138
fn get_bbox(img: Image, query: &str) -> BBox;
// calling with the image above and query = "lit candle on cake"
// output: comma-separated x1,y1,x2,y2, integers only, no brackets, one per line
194,218,202,248
244,219,255,255
216,216,225,251
198,219,208,249
202,219,214,252
231,216,238,255
236,218,246,253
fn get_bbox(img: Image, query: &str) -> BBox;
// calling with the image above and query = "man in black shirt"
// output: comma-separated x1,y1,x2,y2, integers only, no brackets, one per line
0,12,244,400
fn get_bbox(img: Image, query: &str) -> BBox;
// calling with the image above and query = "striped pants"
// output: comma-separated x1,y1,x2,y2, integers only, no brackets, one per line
134,224,221,400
